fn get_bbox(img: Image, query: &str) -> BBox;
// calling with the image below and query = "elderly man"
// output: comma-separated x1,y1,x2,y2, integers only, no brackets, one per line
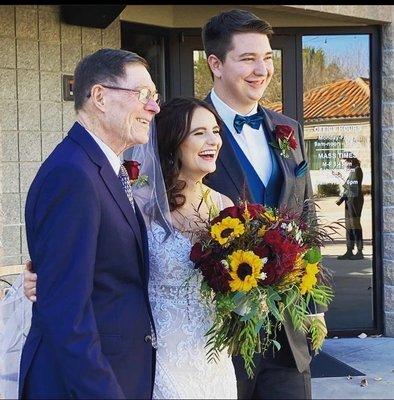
19,49,160,399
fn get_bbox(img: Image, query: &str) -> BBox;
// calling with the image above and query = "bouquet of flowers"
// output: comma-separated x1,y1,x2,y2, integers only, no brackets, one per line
190,201,334,378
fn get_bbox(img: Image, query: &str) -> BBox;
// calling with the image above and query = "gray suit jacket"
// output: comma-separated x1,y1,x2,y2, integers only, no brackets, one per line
204,95,317,373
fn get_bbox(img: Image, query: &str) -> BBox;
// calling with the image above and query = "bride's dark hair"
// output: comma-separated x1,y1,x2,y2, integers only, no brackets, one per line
155,97,222,212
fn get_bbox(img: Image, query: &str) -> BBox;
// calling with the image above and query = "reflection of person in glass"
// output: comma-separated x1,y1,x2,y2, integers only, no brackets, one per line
336,156,364,260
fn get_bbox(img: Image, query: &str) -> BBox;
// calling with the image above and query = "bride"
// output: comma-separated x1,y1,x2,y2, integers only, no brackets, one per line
8,97,238,399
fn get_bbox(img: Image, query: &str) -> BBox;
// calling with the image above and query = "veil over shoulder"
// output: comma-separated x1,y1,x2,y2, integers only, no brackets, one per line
0,273,32,399
123,119,175,238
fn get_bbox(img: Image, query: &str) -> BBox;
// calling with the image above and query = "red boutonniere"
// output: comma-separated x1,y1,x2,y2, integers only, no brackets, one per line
270,124,297,158
123,160,140,181
122,160,149,187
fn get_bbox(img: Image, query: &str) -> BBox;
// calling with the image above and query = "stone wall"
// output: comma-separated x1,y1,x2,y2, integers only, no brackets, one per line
382,17,394,336
0,5,120,271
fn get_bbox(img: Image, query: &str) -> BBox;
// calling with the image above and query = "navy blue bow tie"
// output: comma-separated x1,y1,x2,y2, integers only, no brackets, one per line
233,112,264,134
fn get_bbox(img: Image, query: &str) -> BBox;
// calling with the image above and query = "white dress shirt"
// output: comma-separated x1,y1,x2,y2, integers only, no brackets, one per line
210,89,273,186
85,128,122,176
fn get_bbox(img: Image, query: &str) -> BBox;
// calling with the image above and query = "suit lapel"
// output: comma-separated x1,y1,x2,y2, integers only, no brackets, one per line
219,123,251,198
261,107,297,207
68,122,144,254
205,94,250,199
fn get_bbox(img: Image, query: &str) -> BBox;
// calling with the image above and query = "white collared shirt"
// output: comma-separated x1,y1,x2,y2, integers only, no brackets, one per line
210,89,272,186
85,129,122,176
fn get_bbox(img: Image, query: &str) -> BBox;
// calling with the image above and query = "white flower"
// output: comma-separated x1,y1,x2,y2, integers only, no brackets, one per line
221,259,229,269
261,257,268,265
295,231,303,244
260,298,268,313
259,271,267,280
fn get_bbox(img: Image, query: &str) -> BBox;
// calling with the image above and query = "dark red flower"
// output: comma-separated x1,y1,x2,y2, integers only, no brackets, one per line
190,242,211,263
198,259,231,294
258,229,304,285
123,160,140,180
243,203,266,218
211,203,265,225
274,124,297,150
254,243,271,258
211,205,243,225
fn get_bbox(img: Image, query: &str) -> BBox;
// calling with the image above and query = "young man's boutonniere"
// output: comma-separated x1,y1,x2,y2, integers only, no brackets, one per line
270,124,298,158
123,160,149,188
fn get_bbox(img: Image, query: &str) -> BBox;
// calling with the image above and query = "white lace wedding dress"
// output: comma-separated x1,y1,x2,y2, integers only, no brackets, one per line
148,222,237,399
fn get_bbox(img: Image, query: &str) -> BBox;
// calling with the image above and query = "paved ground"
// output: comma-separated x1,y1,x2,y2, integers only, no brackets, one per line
312,337,394,399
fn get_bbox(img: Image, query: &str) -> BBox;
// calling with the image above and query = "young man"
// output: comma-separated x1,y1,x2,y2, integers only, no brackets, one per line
19,49,160,399
202,9,327,399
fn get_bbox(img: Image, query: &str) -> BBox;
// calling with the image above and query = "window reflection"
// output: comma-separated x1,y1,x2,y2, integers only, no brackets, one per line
302,35,373,331
193,50,212,100
260,49,282,110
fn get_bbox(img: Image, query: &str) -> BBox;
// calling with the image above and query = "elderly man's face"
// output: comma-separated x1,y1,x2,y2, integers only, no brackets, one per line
103,63,160,151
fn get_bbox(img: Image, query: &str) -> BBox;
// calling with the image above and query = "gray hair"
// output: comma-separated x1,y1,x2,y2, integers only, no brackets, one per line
73,48,148,111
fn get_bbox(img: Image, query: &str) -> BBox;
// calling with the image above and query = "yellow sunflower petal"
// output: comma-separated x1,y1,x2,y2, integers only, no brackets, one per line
228,250,263,292
211,217,245,245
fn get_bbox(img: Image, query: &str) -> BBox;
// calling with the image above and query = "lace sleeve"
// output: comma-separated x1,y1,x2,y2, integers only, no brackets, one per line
0,274,32,399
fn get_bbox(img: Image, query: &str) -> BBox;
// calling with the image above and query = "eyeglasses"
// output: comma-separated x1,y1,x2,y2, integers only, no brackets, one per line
87,84,161,105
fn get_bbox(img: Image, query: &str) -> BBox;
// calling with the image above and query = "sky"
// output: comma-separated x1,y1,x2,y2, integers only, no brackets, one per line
302,34,370,79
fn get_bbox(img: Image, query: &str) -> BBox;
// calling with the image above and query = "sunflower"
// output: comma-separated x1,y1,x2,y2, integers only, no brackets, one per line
228,250,263,292
211,217,245,245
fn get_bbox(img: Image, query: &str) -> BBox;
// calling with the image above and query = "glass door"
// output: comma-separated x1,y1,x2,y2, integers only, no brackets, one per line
301,34,375,332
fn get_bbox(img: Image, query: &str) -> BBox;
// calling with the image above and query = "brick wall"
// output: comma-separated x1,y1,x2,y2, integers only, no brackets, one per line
0,5,120,270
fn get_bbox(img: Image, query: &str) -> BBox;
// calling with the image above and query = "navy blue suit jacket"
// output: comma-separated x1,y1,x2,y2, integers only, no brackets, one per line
20,122,155,399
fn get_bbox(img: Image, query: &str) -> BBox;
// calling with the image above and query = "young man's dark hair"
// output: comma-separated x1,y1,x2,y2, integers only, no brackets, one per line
202,9,273,61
